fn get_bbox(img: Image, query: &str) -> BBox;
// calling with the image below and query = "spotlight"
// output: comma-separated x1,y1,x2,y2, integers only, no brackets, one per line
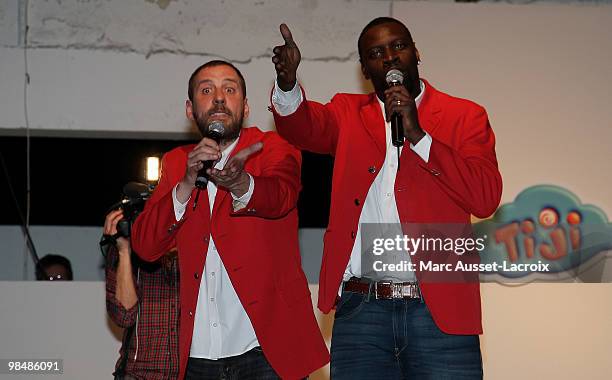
145,156,160,183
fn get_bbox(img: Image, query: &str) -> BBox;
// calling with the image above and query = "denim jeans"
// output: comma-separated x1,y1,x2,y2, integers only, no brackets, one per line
330,290,483,380
185,347,280,380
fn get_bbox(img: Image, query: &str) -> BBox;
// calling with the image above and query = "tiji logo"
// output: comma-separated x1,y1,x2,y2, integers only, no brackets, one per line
494,208,581,263
474,185,612,280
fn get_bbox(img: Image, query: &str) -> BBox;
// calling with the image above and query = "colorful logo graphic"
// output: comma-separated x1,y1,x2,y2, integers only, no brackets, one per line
474,185,612,281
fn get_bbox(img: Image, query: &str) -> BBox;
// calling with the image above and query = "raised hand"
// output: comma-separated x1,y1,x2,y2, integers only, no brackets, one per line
272,23,301,91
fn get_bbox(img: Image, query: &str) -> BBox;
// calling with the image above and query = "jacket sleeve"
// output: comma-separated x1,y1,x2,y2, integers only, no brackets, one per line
232,132,302,219
105,245,139,328
419,105,502,218
272,85,341,156
131,152,184,262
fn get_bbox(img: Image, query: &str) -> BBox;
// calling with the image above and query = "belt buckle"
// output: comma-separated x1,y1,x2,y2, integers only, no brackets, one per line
374,281,392,299
401,282,419,299
392,283,404,298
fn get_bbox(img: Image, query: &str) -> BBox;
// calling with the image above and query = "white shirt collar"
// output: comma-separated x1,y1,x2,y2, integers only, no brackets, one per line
216,131,241,169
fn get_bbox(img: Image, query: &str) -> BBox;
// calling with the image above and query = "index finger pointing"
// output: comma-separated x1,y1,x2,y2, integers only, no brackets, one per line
235,142,264,161
280,23,294,44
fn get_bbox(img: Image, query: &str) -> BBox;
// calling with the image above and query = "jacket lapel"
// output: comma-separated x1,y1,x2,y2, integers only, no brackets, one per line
359,93,387,156
416,79,442,136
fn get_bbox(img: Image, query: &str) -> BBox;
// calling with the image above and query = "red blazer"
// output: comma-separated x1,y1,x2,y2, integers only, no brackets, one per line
272,79,502,335
132,127,329,379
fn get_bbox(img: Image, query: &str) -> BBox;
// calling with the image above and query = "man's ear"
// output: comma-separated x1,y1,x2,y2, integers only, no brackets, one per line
186,100,195,121
243,98,250,119
415,45,421,64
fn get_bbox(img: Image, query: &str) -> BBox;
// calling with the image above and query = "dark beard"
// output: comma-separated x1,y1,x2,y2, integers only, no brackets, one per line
193,108,243,145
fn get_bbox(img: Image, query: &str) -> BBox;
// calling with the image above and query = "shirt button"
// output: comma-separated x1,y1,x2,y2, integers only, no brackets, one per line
211,272,215,277
354,199,360,206
213,323,218,327
368,166,376,173
194,272,199,279
351,231,356,239
189,311,193,316
210,297,215,302
204,236,209,242
386,192,392,197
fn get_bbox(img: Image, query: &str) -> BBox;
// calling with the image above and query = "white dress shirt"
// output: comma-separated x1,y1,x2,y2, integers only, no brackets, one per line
172,136,259,359
272,80,432,285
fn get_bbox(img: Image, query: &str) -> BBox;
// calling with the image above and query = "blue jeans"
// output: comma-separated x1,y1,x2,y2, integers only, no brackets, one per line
185,347,280,380
330,290,483,380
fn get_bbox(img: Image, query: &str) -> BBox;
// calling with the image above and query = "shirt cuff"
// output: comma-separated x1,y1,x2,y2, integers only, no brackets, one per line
410,132,432,163
172,184,189,221
231,174,254,211
271,79,303,116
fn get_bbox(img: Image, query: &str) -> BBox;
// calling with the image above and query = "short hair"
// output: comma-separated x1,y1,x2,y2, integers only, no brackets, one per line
358,17,413,60
36,254,73,280
188,60,247,101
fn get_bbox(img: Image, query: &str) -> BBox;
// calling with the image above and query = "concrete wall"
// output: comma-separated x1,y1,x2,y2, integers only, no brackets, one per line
1,0,382,137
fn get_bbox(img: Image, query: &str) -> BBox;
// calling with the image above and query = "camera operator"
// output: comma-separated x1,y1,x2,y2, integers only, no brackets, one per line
103,209,180,380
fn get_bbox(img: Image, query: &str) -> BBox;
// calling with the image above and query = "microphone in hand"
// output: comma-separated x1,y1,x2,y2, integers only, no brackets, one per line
195,121,225,189
386,69,405,148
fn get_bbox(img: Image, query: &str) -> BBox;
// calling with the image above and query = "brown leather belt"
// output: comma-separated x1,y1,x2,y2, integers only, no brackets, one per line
343,277,421,300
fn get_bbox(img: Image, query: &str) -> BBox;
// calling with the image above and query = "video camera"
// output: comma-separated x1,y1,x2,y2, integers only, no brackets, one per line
100,182,152,256
113,182,152,238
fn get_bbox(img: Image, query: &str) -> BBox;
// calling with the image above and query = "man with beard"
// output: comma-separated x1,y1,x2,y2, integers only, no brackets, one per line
270,18,502,378
132,60,329,380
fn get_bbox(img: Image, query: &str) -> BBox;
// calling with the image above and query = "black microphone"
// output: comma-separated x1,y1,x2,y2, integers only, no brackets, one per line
385,69,405,148
386,69,404,170
195,121,225,189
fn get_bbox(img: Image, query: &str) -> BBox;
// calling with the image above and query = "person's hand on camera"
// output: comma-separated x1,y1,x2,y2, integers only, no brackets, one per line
104,210,131,256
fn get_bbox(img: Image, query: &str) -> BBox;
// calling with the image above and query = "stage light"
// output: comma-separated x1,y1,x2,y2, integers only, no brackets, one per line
146,156,160,183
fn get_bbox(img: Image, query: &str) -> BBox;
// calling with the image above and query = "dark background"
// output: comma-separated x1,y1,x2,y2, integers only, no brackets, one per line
0,135,332,228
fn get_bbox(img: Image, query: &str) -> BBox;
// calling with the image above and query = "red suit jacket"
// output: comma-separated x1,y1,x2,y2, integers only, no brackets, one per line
132,127,329,379
272,79,502,335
